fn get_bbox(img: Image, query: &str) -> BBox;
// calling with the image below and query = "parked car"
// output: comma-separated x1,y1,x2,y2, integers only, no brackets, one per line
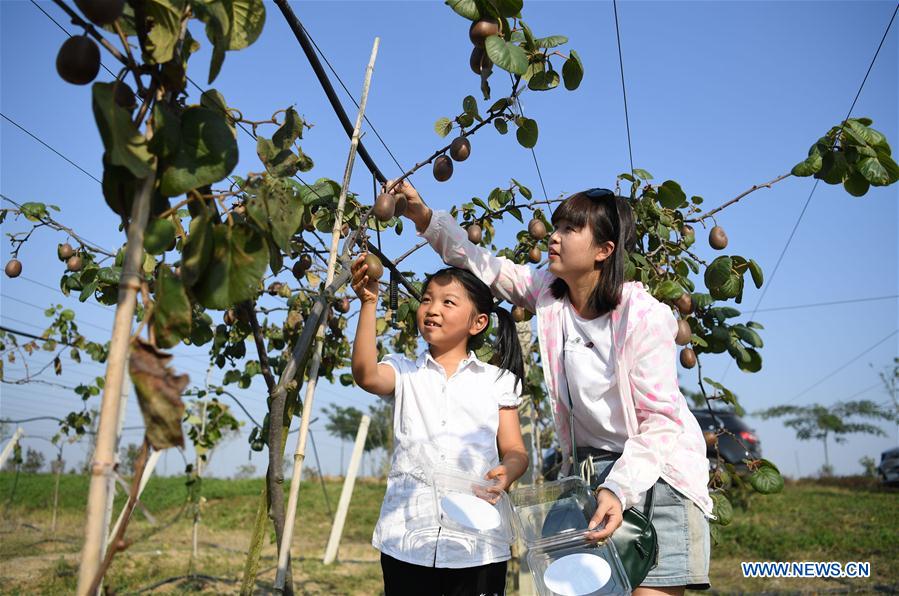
878,446,899,485
690,408,762,471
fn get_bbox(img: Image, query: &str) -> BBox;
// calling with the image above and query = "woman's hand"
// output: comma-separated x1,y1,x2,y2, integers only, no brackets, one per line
585,488,623,542
385,178,431,233
351,253,379,304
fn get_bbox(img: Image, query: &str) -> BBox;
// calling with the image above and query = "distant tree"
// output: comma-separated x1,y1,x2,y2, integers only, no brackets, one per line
118,443,142,477
323,402,392,453
21,448,45,474
756,400,895,473
234,464,256,480
859,456,878,478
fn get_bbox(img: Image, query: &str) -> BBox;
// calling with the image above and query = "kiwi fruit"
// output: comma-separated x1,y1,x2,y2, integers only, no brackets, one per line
528,246,542,263
335,297,351,314
675,319,692,346
674,292,693,315
433,155,453,182
66,255,83,272
528,219,547,240
56,36,101,85
469,19,500,47
267,282,283,296
113,81,136,111
512,306,527,323
58,243,75,261
680,347,697,369
449,137,471,162
5,259,22,278
469,47,492,75
467,224,483,244
709,226,728,250
363,254,384,280
75,0,124,26
373,192,396,222
292,254,312,280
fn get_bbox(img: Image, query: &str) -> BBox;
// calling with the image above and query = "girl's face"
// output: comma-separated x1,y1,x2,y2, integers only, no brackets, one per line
417,276,488,351
547,218,614,282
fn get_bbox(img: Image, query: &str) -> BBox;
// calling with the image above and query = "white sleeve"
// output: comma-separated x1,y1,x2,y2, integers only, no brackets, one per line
377,353,407,402
495,369,523,409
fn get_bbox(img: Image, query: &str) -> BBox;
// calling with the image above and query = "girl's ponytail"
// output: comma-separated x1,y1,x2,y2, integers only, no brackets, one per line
490,304,525,394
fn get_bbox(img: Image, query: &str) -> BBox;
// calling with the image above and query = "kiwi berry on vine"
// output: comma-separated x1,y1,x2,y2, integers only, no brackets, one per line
56,36,101,85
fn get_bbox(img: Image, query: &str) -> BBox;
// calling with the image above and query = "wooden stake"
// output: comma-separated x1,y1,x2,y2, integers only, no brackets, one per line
323,415,370,564
76,173,155,596
105,449,162,548
0,427,24,469
273,37,380,591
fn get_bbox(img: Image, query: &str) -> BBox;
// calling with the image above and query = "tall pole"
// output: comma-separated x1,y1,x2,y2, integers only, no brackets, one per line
76,173,154,596
273,37,380,591
323,415,370,564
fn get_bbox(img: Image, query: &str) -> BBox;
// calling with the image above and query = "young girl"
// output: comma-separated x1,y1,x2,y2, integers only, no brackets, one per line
351,255,529,596
391,181,714,595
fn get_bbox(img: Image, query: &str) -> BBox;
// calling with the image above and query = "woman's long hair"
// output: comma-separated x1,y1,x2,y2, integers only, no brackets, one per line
420,267,525,392
549,191,637,316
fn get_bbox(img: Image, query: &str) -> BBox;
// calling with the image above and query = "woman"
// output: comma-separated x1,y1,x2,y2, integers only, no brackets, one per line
392,180,713,594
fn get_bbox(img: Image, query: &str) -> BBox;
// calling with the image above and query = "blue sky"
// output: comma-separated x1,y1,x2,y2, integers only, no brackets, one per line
1,1,897,479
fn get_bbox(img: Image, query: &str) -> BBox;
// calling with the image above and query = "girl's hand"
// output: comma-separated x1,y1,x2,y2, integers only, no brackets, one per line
351,253,379,304
385,178,431,233
480,464,511,504
585,488,623,542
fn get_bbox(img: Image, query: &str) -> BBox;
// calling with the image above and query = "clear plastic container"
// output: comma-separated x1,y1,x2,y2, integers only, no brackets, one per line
430,467,515,545
511,476,631,596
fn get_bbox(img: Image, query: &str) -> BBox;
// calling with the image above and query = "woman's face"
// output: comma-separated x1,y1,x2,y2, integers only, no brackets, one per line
547,218,614,283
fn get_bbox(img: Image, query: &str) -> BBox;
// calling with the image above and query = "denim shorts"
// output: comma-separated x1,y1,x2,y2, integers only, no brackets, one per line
580,451,711,590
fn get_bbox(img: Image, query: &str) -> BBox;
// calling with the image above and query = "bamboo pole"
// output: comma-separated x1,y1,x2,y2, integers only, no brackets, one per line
323,415,370,564
104,449,162,547
99,371,131,583
76,173,155,596
273,36,380,591
192,399,208,561
51,445,63,535
0,427,24,469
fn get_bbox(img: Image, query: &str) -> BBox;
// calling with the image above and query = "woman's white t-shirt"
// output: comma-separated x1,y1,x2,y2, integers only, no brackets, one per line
372,350,522,568
562,298,629,453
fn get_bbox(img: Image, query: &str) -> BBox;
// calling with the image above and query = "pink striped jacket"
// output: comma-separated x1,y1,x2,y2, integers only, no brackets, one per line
421,210,714,517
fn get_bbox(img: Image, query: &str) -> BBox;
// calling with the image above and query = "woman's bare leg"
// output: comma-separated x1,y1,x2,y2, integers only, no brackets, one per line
633,586,685,596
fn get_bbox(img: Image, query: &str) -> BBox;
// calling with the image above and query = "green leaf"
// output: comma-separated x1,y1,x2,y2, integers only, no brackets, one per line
257,112,313,177
129,339,188,450
528,67,560,91
148,102,181,160
153,265,192,348
654,280,684,301
444,0,479,20
791,151,822,177
245,177,303,254
194,0,266,84
193,223,269,310
143,0,185,64
181,210,215,287
491,0,523,18
876,150,899,184
846,119,888,151
816,150,849,185
843,170,870,197
658,180,687,209
857,156,890,186
748,259,763,289
435,117,453,138
159,104,238,197
733,325,763,348
92,83,154,178
144,218,176,255
632,168,653,180
511,178,532,199
704,256,733,291
737,347,762,373
562,50,583,90
749,460,784,494
534,35,568,49
485,35,528,76
462,95,481,121
493,118,508,135
516,117,539,148
711,492,733,526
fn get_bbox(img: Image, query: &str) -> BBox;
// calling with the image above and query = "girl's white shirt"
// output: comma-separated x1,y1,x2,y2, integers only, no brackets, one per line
371,350,522,568
562,298,629,455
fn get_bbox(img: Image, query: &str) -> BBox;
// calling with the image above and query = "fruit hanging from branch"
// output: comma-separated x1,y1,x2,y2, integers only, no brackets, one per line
469,19,500,47
528,218,547,240
373,192,396,222
74,0,124,26
450,137,471,162
363,254,384,281
675,319,692,346
680,347,697,369
674,292,693,315
433,155,454,182
66,255,83,272
709,225,728,250
393,193,408,217
466,223,483,244
528,245,542,263
56,36,101,86
57,243,75,261
5,259,22,278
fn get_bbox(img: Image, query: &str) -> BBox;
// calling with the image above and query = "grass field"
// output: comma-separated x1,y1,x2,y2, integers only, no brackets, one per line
0,472,896,594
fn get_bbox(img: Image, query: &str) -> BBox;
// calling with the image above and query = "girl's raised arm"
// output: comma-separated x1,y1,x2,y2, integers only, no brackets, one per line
350,253,396,396
395,180,550,312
